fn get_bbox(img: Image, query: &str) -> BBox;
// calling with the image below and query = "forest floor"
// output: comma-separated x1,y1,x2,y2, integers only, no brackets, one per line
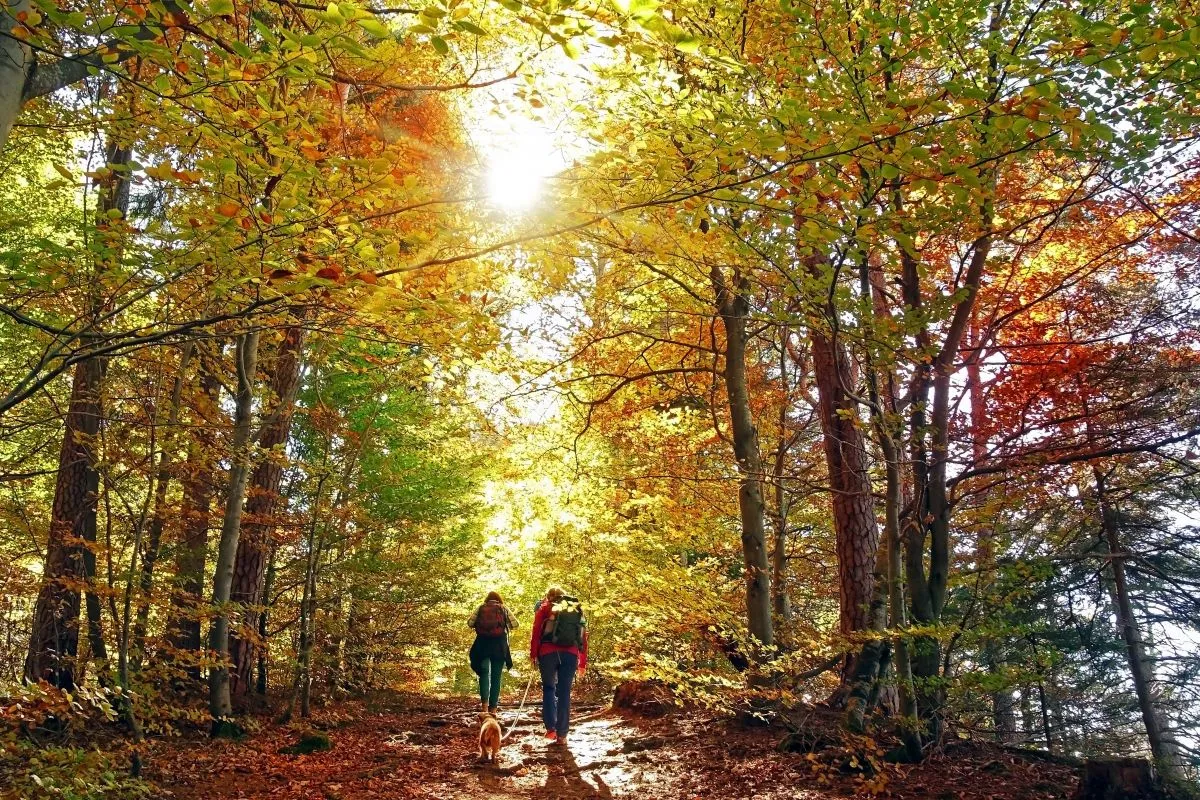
145,692,1082,800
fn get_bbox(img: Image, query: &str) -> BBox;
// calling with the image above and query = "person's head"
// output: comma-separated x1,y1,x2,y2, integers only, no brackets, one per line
485,590,503,604
545,586,565,603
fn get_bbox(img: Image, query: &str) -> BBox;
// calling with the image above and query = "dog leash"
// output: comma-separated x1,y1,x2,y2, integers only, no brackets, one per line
500,673,534,742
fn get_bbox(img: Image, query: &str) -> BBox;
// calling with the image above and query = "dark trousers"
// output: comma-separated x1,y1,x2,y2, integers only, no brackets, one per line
478,656,504,708
538,650,578,736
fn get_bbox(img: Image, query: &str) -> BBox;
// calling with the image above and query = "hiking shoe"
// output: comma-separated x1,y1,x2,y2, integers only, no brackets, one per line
544,730,557,742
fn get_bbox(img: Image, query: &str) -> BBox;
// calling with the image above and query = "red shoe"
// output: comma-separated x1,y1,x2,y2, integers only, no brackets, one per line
544,730,557,742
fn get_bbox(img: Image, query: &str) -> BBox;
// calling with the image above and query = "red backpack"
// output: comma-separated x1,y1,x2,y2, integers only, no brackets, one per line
475,603,507,637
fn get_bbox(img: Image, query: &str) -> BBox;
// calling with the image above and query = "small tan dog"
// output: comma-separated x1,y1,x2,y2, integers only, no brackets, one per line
477,712,502,763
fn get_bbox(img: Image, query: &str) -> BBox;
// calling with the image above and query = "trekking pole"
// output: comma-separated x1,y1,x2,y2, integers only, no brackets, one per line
501,673,534,742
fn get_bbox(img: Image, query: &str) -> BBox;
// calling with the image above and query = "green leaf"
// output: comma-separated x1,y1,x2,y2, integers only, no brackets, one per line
430,35,449,53
453,19,486,35
321,1,343,21
674,33,701,54
210,0,235,14
357,17,391,37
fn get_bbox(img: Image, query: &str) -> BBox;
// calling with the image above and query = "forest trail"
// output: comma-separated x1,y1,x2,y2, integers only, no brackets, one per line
146,693,1081,800
149,694,703,800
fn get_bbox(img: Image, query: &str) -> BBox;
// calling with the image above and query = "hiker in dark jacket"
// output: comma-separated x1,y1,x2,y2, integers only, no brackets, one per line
468,591,518,713
531,586,588,745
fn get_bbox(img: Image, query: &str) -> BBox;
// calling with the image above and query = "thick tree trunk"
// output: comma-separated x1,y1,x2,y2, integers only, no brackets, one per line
710,265,774,649
844,536,890,732
795,245,880,645
0,0,32,151
1075,758,1158,800
26,357,105,688
24,140,130,688
807,324,878,638
166,360,221,680
229,321,307,708
209,331,260,735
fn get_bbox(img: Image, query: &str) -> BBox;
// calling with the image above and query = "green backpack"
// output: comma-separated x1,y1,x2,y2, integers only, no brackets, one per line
542,596,585,648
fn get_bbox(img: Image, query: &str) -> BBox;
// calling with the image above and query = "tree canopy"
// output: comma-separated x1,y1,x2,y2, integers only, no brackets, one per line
0,0,1199,793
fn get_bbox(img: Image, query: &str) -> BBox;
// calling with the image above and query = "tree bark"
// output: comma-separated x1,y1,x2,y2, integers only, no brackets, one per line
966,327,1017,743
166,356,221,680
25,356,105,688
807,324,878,638
24,139,130,688
229,321,307,708
900,226,993,745
208,331,260,735
1095,469,1182,779
0,0,33,152
798,251,879,640
132,344,194,667
771,327,793,622
256,542,277,696
709,265,774,649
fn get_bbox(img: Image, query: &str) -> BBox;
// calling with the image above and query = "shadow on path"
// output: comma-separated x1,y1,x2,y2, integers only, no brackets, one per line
540,744,614,799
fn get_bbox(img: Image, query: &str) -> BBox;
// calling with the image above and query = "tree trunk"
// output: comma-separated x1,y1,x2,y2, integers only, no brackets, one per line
166,358,221,681
1074,758,1158,800
771,327,793,623
807,326,878,638
24,140,130,688
229,321,307,708
901,229,993,743
844,536,890,732
965,327,1017,743
26,357,106,688
0,0,32,151
208,331,260,735
710,265,773,649
1095,470,1182,779
132,344,194,667
256,542,278,696
285,473,326,723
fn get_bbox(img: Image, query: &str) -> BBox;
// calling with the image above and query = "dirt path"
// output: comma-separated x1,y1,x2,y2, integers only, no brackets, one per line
149,696,687,800
147,694,1080,800
432,713,662,799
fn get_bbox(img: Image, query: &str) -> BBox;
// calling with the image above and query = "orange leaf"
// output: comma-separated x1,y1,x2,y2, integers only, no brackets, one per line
216,201,240,217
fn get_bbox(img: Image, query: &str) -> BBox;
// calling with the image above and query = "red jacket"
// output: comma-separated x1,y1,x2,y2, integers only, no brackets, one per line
530,599,588,671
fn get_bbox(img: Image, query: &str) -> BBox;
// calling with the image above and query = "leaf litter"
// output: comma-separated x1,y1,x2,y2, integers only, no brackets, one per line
144,694,1081,799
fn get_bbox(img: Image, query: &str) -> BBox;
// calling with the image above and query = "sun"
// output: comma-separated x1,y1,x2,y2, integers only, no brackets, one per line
482,115,563,213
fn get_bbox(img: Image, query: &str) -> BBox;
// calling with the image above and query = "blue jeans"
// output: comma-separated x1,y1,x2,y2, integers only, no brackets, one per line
538,651,578,736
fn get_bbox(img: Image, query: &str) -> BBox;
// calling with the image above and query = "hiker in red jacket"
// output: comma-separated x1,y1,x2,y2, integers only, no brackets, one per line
530,586,588,745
